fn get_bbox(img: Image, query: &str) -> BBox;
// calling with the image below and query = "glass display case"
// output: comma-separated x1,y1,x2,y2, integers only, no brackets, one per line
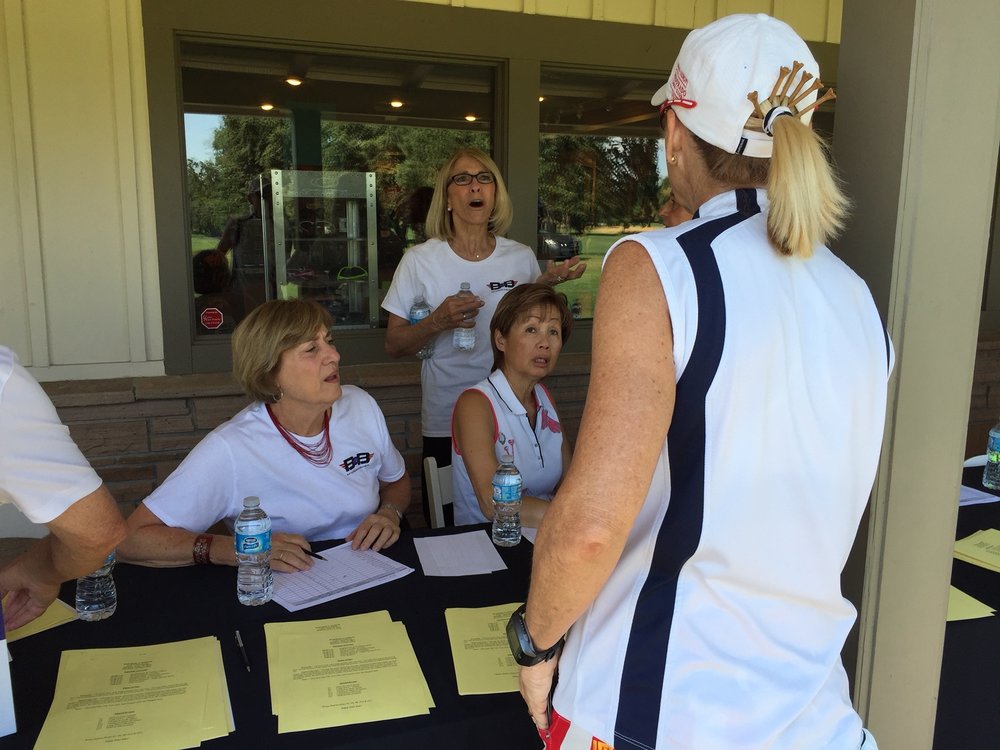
270,169,378,329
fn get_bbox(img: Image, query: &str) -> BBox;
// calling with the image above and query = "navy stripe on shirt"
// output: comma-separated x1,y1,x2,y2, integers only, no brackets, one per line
613,189,761,750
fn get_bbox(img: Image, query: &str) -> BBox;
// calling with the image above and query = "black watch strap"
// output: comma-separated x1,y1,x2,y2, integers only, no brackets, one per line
506,603,563,667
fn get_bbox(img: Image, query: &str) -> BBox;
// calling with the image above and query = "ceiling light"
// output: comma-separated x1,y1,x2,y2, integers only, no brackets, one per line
389,99,404,108
538,96,545,102
260,103,274,111
464,114,477,122
285,76,303,87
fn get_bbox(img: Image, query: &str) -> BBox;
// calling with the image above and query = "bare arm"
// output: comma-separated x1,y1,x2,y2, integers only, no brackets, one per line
0,484,127,630
518,242,675,724
452,390,551,527
117,502,314,573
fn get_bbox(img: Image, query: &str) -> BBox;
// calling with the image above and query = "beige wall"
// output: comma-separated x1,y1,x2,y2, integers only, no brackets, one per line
404,0,843,42
0,0,162,380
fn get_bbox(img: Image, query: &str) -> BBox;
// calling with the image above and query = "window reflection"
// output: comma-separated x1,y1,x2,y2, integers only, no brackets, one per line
182,41,494,336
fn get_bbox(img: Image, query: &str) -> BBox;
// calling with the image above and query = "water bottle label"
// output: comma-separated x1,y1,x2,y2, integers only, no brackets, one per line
493,483,521,504
409,310,429,325
236,530,271,554
988,431,1000,459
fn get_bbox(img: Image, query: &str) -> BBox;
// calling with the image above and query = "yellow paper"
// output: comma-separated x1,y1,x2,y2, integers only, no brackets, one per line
4,597,76,642
946,585,995,621
954,528,1000,573
444,602,521,695
266,612,433,734
34,636,231,749
265,610,393,716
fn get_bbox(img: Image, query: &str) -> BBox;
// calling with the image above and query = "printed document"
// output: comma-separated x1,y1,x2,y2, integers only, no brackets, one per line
33,636,233,749
444,603,521,695
272,544,413,612
265,611,433,733
413,530,507,576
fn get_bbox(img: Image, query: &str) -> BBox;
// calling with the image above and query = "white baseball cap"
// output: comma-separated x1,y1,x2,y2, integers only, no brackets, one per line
651,14,820,158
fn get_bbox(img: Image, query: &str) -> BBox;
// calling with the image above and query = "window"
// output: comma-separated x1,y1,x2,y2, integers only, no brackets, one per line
538,66,667,319
181,41,495,336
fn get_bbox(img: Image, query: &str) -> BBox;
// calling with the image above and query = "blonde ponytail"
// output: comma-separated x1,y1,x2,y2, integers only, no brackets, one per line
765,116,851,257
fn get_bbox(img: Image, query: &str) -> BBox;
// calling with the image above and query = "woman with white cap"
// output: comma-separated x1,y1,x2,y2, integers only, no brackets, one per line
511,14,890,750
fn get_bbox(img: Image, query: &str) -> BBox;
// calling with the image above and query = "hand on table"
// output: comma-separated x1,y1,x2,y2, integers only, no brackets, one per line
269,532,315,573
346,510,401,552
0,557,60,631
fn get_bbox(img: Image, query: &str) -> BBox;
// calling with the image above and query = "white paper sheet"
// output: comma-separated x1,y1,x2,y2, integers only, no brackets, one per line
959,485,1000,506
413,530,507,576
272,544,414,612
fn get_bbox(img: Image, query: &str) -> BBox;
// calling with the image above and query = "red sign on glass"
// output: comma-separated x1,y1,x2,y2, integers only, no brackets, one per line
200,307,224,330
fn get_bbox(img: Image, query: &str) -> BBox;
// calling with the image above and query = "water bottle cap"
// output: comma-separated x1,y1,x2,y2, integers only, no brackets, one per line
459,282,471,290
413,294,425,303
500,454,514,465
243,496,261,508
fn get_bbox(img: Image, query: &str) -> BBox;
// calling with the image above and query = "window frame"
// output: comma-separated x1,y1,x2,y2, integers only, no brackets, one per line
141,0,835,374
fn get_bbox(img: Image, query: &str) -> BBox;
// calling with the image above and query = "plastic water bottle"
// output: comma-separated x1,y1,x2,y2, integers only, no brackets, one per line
75,551,117,621
409,295,434,360
453,282,476,351
235,496,273,605
984,420,1000,490
491,454,522,547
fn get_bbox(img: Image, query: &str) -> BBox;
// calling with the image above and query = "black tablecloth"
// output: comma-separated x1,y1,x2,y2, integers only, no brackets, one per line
932,468,1000,749
0,524,539,750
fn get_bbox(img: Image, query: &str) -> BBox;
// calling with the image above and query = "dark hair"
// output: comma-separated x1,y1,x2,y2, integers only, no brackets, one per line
192,249,232,295
490,284,573,371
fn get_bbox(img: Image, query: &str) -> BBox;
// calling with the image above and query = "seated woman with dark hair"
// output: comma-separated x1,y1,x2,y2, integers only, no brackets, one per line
450,283,573,527
119,300,410,572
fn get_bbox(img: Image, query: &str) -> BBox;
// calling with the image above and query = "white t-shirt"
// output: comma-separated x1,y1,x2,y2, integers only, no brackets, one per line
142,385,406,541
0,346,102,523
381,237,541,437
451,369,564,525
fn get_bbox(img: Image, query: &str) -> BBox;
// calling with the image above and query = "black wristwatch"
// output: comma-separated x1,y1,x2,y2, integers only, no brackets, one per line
506,603,564,667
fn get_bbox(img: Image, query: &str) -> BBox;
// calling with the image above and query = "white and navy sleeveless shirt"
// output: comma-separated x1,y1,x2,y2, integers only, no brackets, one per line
451,368,564,525
552,189,892,750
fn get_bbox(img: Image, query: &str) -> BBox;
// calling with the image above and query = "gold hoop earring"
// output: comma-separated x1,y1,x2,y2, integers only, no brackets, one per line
272,387,283,403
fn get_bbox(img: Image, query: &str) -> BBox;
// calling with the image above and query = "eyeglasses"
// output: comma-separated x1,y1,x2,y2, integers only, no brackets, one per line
449,171,494,186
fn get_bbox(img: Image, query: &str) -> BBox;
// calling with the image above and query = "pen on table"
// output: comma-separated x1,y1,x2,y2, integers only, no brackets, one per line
235,630,251,673
304,549,327,561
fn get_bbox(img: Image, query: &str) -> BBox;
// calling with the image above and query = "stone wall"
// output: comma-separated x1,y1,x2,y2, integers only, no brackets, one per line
41,353,592,529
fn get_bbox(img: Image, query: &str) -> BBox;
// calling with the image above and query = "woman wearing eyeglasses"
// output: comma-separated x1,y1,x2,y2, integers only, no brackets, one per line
382,147,585,524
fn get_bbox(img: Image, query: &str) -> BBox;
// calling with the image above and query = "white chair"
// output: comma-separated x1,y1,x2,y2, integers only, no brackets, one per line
423,456,453,529
963,454,988,468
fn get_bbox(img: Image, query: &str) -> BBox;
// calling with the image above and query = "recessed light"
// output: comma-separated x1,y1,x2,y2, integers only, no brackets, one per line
464,114,477,122
285,76,303,87
390,99,404,108
538,96,545,102
260,103,274,111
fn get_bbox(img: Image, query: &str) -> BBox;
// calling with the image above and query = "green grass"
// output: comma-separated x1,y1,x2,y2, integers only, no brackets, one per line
191,234,219,253
551,233,628,318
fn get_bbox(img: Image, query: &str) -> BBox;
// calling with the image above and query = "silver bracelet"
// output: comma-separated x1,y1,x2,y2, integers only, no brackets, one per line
379,503,403,522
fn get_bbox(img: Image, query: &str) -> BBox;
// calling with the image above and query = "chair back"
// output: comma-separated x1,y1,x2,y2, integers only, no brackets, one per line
964,454,988,468
423,456,454,529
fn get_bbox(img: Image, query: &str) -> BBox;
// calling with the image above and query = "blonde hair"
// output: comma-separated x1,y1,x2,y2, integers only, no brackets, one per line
232,300,333,402
425,147,513,241
692,119,850,258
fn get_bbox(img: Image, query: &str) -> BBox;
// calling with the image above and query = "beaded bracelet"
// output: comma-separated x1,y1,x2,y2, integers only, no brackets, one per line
192,534,214,565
